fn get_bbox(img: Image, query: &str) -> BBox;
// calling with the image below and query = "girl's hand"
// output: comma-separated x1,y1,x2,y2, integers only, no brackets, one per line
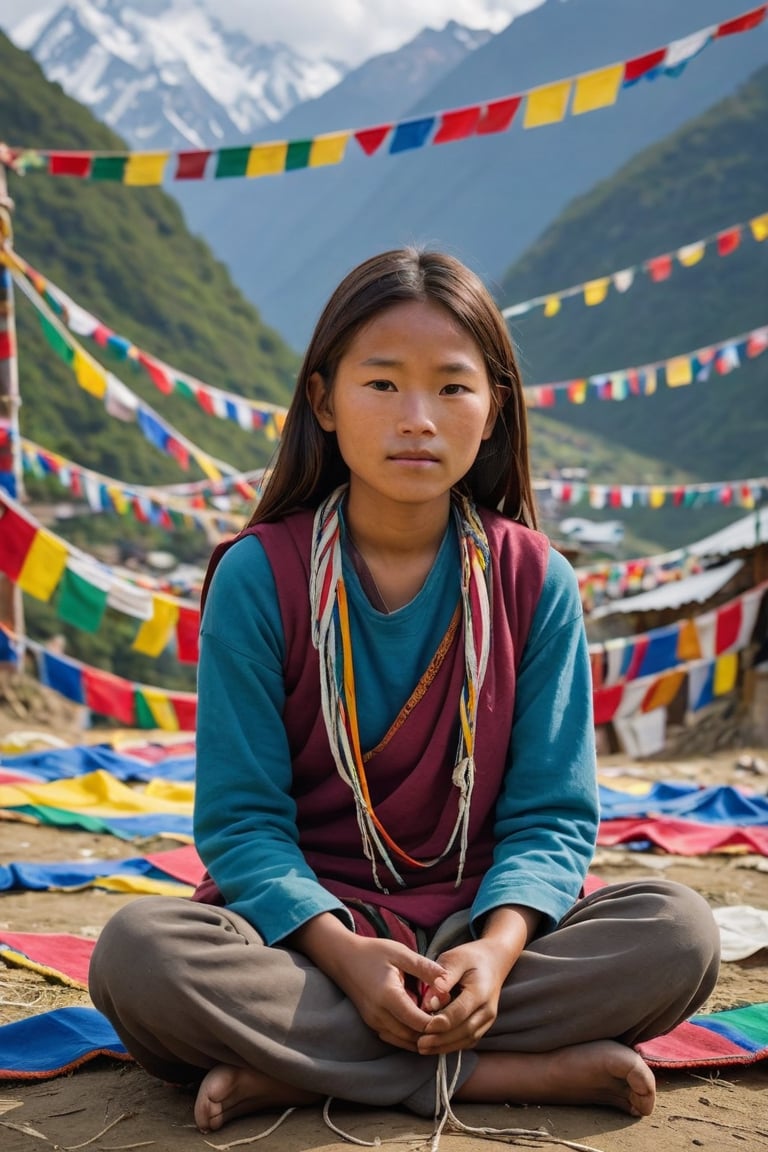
416,938,510,1054
330,933,449,1050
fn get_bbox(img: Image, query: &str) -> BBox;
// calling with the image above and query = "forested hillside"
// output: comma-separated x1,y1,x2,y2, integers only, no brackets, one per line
501,64,768,508
2,31,298,494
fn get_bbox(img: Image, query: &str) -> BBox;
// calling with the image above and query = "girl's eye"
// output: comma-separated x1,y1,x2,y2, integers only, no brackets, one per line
367,379,396,391
441,383,469,395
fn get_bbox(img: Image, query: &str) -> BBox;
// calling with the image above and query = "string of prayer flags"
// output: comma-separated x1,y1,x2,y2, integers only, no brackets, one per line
536,475,768,511
20,437,246,536
0,489,201,660
0,627,196,731
6,5,766,183
523,322,768,407
502,209,768,321
6,257,235,482
7,247,286,447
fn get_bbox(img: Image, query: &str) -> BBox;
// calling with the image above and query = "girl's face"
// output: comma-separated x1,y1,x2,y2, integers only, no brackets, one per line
309,299,496,518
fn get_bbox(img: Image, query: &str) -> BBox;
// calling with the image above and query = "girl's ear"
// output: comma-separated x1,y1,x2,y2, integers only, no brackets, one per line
307,371,335,431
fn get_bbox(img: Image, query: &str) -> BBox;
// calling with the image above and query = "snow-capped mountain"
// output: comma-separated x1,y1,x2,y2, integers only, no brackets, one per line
10,0,348,149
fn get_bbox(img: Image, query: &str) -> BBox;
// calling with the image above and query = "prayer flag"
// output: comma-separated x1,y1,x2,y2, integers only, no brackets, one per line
309,132,349,167
717,227,742,256
716,6,767,36
247,143,288,177
688,660,714,712
136,688,179,732
132,598,179,657
663,30,714,73
124,152,169,186
83,667,136,725
0,501,37,580
543,295,561,317
176,606,200,664
677,241,706,267
622,49,666,84
354,126,391,155
572,64,623,115
90,156,128,182
433,107,482,143
713,653,739,696
647,254,673,281
524,81,571,127
73,348,107,399
38,650,85,704
18,529,68,601
137,352,173,395
666,357,693,387
750,213,768,241
175,151,211,180
171,694,197,731
389,117,435,153
47,152,92,178
612,268,634,293
39,316,75,364
477,97,521,134
642,671,685,713
716,600,743,654
285,141,312,171
583,278,610,306
215,148,251,179
57,566,109,632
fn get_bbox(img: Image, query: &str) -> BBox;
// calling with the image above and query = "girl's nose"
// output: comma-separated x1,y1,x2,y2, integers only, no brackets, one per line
396,394,437,434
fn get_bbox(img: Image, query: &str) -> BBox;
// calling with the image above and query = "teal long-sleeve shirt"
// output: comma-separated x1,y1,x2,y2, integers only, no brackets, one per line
194,525,598,946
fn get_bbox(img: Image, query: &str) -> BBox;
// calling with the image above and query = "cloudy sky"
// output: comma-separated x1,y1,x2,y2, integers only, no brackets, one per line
0,0,547,63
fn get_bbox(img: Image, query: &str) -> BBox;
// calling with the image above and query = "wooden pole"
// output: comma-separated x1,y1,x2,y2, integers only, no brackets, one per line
0,159,26,660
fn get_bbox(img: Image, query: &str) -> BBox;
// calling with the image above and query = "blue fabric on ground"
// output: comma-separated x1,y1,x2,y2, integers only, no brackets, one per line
0,857,170,891
0,744,195,783
0,1006,128,1078
599,782,768,825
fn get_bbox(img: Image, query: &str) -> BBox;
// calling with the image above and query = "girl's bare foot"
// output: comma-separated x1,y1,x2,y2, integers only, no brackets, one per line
194,1064,321,1132
456,1040,656,1117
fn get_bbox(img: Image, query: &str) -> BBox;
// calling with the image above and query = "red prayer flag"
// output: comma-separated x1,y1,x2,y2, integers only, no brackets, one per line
433,106,481,143
716,5,767,36
176,606,200,664
166,437,190,470
0,502,37,580
175,151,212,179
0,330,14,361
47,152,92,178
624,636,650,682
717,227,742,256
647,254,673,282
91,324,112,347
354,126,391,156
83,667,136,725
137,351,174,395
715,600,743,654
593,683,623,726
622,49,666,83
196,388,216,416
477,96,521,135
171,694,197,731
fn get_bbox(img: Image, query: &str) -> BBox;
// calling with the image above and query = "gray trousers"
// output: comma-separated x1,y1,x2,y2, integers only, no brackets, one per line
89,879,720,1117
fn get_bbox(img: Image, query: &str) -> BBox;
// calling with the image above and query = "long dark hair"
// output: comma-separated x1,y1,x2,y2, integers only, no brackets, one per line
248,247,537,529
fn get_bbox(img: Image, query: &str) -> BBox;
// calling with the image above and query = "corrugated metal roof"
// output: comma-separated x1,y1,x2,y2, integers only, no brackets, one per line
690,507,768,558
589,558,744,618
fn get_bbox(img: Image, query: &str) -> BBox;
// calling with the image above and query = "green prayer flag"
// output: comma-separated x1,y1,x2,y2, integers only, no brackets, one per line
134,692,157,729
215,148,251,178
286,140,312,170
90,155,129,181
174,377,195,400
56,568,109,632
39,316,74,364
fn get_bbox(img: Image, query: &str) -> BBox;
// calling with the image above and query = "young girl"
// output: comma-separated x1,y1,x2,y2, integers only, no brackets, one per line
90,248,720,1136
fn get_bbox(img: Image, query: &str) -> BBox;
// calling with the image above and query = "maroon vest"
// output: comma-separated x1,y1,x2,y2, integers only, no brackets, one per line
195,507,549,931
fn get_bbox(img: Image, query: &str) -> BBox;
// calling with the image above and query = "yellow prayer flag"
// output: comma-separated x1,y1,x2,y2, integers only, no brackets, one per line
583,278,610,306
568,380,588,404
73,347,107,398
309,132,349,168
677,619,702,662
247,142,288,178
677,242,706,267
195,454,223,482
572,64,623,116
666,357,693,387
18,529,68,601
543,295,562,317
649,487,666,508
132,597,180,658
107,486,129,515
124,152,169,186
713,652,739,696
140,688,179,732
750,213,768,241
524,80,572,128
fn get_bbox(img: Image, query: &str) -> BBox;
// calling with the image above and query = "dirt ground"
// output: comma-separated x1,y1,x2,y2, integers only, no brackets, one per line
0,702,766,1152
